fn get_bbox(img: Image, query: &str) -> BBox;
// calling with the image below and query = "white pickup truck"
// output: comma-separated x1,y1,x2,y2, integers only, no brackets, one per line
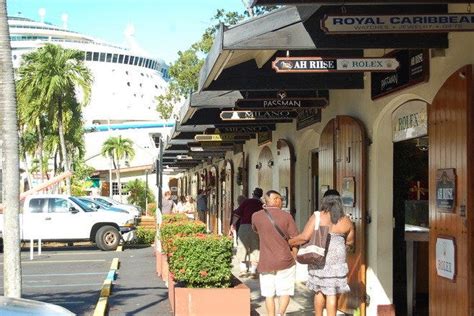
0,194,136,251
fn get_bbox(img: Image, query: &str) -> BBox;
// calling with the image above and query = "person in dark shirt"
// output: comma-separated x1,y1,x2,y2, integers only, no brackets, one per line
196,189,207,224
229,187,263,277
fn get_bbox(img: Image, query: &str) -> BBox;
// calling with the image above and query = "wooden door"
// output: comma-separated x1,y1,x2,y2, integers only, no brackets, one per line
428,65,474,315
258,146,274,194
209,166,219,234
319,116,367,314
277,139,296,217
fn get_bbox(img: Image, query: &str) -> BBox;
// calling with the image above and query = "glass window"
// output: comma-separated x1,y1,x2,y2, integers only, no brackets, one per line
124,55,129,64
112,54,118,63
138,57,144,66
93,52,99,61
118,54,124,63
106,53,112,62
99,52,106,62
112,182,127,195
28,198,46,213
85,52,92,61
48,198,70,213
129,56,135,65
134,57,139,65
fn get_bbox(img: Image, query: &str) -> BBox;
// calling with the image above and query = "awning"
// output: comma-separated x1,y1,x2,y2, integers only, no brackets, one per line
199,4,447,91
252,0,463,5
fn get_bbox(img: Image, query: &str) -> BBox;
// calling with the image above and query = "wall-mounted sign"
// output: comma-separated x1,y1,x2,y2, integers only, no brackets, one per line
296,108,322,130
371,49,429,100
392,100,428,142
436,236,456,280
194,134,250,142
220,110,297,121
322,14,474,34
341,177,355,207
436,168,456,212
236,97,328,109
272,57,399,73
257,130,272,146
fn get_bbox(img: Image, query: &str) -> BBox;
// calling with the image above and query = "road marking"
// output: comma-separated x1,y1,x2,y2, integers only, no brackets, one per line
0,283,102,288
23,272,107,277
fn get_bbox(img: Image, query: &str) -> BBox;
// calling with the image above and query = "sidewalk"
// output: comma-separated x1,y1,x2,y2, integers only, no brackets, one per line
232,256,347,315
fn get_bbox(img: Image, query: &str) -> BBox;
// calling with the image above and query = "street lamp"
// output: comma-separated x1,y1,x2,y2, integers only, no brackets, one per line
152,133,163,212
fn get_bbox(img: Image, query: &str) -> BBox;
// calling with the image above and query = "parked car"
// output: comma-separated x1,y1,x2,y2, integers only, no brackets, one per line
78,197,128,214
90,196,141,218
0,194,136,251
0,296,74,315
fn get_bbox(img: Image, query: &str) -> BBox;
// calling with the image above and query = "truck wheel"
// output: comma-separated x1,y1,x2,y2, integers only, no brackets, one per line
95,226,120,251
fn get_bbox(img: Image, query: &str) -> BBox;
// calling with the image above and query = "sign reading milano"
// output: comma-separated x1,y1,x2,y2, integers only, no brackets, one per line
371,49,429,100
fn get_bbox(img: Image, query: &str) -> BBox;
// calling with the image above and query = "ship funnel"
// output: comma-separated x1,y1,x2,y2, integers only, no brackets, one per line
38,8,46,23
61,13,68,29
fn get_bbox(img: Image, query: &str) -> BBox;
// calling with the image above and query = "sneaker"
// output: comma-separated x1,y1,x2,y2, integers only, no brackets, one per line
238,271,249,278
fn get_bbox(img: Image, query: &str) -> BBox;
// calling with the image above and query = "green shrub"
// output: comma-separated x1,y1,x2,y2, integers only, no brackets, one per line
169,234,233,288
133,227,156,245
147,202,157,216
159,220,206,254
162,213,188,224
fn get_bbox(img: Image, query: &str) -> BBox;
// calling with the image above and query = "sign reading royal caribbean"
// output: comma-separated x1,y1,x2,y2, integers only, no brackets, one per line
322,14,474,34
236,97,328,109
272,57,399,73
220,110,298,121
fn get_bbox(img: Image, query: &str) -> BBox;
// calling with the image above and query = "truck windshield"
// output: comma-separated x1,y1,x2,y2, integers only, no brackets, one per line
70,197,96,212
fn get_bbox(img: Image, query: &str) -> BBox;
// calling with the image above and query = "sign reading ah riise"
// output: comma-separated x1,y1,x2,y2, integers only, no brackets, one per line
272,57,399,73
220,110,297,121
322,14,474,34
236,97,328,109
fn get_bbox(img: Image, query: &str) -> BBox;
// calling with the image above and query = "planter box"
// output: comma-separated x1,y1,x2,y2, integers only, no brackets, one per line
168,273,176,312
155,250,162,276
173,277,250,316
161,254,169,283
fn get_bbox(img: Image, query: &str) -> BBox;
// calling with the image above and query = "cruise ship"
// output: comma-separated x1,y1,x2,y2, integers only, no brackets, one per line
6,11,176,198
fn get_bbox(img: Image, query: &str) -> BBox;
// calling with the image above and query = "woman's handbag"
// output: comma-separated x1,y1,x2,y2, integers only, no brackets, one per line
296,211,330,265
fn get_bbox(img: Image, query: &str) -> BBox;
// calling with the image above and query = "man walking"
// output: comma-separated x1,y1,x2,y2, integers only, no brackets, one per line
229,187,264,277
252,190,298,316
161,191,175,215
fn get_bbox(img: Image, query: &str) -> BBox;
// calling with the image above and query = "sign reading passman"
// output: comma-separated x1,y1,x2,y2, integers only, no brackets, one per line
194,134,250,142
220,110,297,121
236,97,328,109
322,14,474,34
272,57,399,73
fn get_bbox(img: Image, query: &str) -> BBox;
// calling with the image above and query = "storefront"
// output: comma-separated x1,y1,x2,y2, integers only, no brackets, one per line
163,3,474,315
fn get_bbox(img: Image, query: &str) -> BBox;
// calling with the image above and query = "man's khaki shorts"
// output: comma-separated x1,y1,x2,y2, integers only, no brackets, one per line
259,265,296,297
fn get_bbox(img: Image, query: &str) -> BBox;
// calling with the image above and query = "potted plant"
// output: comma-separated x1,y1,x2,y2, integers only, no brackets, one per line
157,219,206,282
168,234,250,315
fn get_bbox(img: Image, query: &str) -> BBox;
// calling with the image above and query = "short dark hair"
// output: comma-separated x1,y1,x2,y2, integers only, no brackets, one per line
253,187,263,198
265,190,281,198
323,189,340,197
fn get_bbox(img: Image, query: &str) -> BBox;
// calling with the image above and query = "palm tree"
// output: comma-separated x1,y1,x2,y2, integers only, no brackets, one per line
101,136,135,202
16,44,92,194
0,0,22,297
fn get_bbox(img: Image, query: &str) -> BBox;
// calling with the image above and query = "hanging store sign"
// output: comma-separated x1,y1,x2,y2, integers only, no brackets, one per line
436,236,456,280
372,49,429,100
220,110,297,121
322,14,474,34
194,134,250,142
296,108,322,130
272,57,399,73
207,126,271,134
436,168,456,213
236,97,328,109
392,100,428,142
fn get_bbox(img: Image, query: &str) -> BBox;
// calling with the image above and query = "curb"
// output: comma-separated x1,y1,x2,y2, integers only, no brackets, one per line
93,257,120,316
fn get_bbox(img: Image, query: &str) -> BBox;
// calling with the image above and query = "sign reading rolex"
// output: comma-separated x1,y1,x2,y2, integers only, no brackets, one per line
272,57,399,73
322,13,474,34
220,110,297,121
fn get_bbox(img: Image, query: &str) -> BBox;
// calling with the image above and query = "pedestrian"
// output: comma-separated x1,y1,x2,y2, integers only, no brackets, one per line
252,190,299,316
161,191,175,215
289,189,354,316
229,188,263,277
175,195,186,214
196,189,207,223
184,195,197,220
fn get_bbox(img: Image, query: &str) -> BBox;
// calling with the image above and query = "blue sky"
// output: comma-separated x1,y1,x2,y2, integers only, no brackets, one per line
7,0,247,64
